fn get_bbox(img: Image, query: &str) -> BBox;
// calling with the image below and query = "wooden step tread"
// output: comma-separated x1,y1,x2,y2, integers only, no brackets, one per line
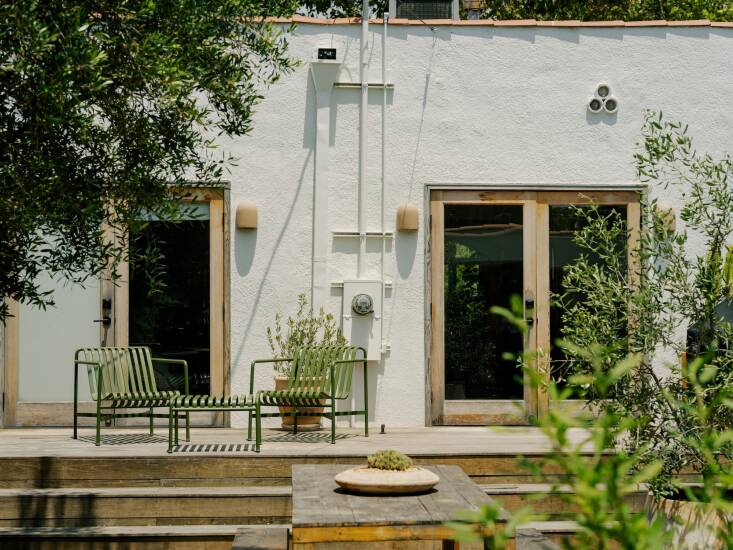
518,520,581,533
0,524,290,538
0,486,292,498
481,483,647,494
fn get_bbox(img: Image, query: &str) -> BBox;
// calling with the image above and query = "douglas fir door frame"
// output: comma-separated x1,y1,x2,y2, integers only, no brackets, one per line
2,186,229,427
428,188,641,426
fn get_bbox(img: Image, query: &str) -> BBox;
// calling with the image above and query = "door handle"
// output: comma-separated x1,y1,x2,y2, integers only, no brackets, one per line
94,316,112,327
525,296,535,327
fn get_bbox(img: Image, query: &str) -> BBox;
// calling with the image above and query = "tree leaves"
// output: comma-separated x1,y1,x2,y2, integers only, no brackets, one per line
0,0,297,318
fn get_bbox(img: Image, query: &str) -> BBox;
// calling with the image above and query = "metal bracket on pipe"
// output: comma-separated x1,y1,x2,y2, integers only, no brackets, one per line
331,280,393,289
332,231,394,238
334,82,394,89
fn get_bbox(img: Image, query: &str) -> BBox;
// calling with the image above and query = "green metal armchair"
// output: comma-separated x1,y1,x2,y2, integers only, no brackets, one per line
73,347,190,446
247,345,368,449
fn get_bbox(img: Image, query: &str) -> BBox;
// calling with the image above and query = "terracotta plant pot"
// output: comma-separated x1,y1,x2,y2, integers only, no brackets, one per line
646,488,731,549
274,375,323,431
334,466,440,495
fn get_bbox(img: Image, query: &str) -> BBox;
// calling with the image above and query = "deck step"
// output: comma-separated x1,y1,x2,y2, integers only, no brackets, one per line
482,483,647,516
516,521,580,548
0,487,291,527
0,482,648,527
0,455,577,489
0,524,289,550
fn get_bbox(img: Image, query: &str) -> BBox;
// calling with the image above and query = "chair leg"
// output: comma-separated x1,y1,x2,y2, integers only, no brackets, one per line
247,409,253,441
149,407,154,435
330,399,336,445
174,410,179,446
255,402,261,453
168,406,173,453
293,408,298,435
185,412,190,442
73,410,78,440
95,410,101,447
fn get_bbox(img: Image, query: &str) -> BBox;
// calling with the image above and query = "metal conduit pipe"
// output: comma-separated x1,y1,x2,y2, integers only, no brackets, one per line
380,12,388,353
357,0,369,279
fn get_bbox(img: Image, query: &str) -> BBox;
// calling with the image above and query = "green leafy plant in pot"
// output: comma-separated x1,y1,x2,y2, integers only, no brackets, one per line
266,293,346,430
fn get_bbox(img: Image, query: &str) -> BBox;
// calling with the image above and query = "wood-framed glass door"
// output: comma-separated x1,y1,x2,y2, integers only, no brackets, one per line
2,187,227,426
429,189,640,425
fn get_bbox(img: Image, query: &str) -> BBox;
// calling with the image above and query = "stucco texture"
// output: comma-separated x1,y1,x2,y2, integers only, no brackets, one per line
225,23,733,427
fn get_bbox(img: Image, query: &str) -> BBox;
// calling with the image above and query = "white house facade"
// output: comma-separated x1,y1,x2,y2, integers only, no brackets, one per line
3,18,733,429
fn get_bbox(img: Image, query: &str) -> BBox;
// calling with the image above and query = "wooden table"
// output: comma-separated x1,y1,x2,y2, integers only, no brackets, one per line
291,464,500,549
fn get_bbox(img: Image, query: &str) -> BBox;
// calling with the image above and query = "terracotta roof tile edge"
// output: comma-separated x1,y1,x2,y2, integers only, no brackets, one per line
265,16,729,28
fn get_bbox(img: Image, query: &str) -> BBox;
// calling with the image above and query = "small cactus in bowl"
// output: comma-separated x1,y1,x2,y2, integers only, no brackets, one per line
366,449,413,471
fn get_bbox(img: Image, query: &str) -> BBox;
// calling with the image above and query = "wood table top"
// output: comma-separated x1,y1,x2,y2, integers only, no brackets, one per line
291,464,500,529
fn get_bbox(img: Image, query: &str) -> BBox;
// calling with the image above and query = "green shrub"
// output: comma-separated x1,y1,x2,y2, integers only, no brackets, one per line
367,450,413,471
266,293,346,376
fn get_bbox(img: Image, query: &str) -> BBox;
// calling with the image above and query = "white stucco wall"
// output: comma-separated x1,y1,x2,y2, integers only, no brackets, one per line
225,22,733,427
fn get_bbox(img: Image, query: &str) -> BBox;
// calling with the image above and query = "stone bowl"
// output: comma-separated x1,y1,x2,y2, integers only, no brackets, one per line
334,466,440,495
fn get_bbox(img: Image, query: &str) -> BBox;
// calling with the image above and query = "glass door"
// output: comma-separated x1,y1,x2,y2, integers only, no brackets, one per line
430,190,640,425
430,191,538,425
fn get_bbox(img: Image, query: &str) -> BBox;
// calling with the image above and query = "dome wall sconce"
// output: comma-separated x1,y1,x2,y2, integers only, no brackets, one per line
236,201,258,229
396,203,419,232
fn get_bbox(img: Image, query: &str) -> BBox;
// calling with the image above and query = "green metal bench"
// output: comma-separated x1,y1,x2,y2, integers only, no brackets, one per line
247,345,368,449
73,347,191,446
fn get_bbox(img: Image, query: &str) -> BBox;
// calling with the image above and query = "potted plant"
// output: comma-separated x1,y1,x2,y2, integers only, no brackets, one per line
554,112,733,545
266,293,346,430
334,450,440,495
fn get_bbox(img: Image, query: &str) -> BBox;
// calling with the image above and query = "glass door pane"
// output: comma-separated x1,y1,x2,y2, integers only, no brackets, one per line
444,204,524,400
129,208,211,394
549,205,627,394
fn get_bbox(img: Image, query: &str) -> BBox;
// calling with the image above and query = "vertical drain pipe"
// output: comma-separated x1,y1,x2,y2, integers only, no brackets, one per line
357,0,369,279
380,12,388,352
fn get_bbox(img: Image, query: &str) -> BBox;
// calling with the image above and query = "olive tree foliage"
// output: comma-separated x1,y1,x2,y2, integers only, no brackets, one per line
476,0,733,21
301,0,733,20
555,111,733,495
0,0,297,319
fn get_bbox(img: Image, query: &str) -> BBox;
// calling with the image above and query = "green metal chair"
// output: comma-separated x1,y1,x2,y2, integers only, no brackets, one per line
73,347,190,446
247,345,368,449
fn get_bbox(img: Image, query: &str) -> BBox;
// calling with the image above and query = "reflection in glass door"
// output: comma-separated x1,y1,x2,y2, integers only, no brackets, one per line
129,205,211,395
444,204,524,400
548,204,628,396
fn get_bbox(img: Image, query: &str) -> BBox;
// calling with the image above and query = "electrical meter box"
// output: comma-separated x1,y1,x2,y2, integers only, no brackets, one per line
342,280,382,361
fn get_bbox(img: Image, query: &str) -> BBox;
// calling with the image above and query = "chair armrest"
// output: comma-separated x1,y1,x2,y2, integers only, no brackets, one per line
152,358,190,395
74,359,108,402
249,358,292,394
326,350,368,396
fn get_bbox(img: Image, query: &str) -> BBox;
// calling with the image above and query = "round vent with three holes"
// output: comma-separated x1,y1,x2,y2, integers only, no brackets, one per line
588,83,618,114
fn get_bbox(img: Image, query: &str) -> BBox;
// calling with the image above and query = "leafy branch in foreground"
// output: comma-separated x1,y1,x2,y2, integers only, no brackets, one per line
450,301,732,548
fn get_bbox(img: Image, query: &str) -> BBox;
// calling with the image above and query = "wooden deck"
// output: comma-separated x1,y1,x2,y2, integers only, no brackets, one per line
0,426,589,458
0,427,603,548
